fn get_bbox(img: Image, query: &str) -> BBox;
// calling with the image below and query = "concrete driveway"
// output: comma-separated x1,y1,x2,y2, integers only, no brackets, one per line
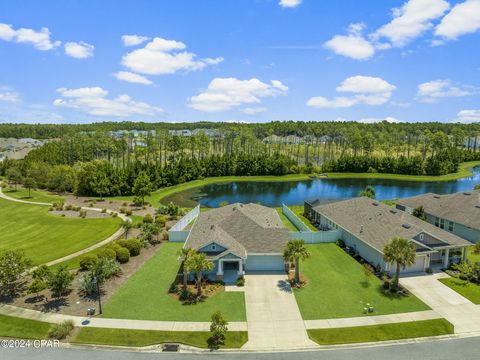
400,273,480,334
242,273,317,350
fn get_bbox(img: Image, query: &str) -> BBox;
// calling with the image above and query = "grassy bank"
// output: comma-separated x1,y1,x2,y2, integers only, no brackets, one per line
307,319,454,345
0,314,52,339
3,186,64,203
72,327,248,348
439,278,480,304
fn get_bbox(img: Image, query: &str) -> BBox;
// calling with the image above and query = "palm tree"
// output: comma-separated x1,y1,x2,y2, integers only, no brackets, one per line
383,238,416,290
180,248,196,288
283,239,310,285
185,253,213,297
359,185,376,199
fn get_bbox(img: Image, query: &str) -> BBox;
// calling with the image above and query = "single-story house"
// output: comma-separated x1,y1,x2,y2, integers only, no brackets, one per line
184,203,290,283
395,190,480,243
310,197,472,273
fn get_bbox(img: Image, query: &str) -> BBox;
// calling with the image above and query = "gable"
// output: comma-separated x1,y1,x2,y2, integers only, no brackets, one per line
198,242,227,253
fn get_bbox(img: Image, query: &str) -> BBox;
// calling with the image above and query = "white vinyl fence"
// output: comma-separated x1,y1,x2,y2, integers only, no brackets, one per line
168,205,200,243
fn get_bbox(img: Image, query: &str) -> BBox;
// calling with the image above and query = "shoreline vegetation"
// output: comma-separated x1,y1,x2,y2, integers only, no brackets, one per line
109,160,480,205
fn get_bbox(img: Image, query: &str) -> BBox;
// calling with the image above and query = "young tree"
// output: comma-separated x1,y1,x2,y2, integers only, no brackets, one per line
132,171,153,205
358,185,376,199
6,167,22,191
283,239,310,285
47,265,74,297
0,250,32,297
122,220,133,239
383,238,416,291
90,172,110,200
23,176,36,198
209,311,228,347
185,253,213,297
180,248,196,288
27,278,47,299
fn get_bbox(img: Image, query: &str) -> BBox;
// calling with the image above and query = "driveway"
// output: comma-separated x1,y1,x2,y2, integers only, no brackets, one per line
400,273,480,334
242,273,317,350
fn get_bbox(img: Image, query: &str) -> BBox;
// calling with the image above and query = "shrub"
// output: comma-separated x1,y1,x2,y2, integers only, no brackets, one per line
425,267,433,274
78,273,96,295
48,320,75,340
101,208,107,213
65,204,73,210
47,266,74,297
209,311,228,348
79,254,98,271
98,248,116,260
116,247,130,263
162,230,169,241
473,242,480,255
112,212,118,218
336,239,345,248
169,282,178,293
90,257,121,282
236,276,245,287
122,202,128,207
116,240,129,248
125,209,132,216
143,214,153,223
155,214,166,227
79,209,87,218
27,278,47,297
119,207,126,214
367,167,378,173
125,239,142,256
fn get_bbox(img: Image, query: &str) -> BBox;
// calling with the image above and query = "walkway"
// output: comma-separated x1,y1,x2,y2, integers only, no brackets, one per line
242,273,317,350
401,273,480,334
0,187,129,267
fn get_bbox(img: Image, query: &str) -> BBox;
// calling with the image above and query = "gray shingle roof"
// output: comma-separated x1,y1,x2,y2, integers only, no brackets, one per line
185,203,290,258
395,190,480,230
313,197,471,254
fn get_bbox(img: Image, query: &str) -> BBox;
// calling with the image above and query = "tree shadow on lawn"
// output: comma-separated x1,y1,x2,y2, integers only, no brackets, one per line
41,296,70,312
360,280,371,288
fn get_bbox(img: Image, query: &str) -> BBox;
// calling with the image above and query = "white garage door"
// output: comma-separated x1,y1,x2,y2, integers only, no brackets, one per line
245,255,285,272
401,255,426,273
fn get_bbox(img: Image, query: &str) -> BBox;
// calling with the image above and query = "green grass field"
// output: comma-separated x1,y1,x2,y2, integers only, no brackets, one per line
72,327,248,348
307,319,453,345
294,244,430,319
0,198,122,265
102,242,246,321
468,247,480,263
275,208,299,231
3,186,64,203
0,314,52,339
439,278,480,304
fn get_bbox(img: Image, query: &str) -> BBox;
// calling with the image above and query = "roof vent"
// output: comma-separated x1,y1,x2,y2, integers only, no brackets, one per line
476,205,480,209
433,195,441,199
372,202,379,206
463,192,471,195
232,207,236,211
390,209,398,214
402,223,412,229
360,225,364,233
210,225,215,230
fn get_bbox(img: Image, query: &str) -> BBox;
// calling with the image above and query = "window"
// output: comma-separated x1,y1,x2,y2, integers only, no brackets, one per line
448,221,454,232
440,218,445,229
435,217,440,227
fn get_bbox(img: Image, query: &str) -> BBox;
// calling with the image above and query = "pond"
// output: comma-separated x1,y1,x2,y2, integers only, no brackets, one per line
163,166,480,208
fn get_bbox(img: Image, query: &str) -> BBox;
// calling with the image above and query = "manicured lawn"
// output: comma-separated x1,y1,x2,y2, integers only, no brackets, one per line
307,319,453,345
0,198,122,265
294,244,430,319
102,242,246,321
49,243,113,270
439,278,480,304
3,186,64,203
72,327,248,348
0,314,52,339
275,208,299,231
468,247,480,263
288,205,317,231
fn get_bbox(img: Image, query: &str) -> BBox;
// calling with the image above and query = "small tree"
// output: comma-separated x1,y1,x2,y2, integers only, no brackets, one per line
283,239,310,285
90,173,109,200
122,220,133,239
6,167,22,191
185,253,213,297
47,265,74,297
0,250,32,297
383,238,416,291
209,311,228,348
180,248,196,288
27,278,47,299
359,185,376,199
132,171,153,205
141,222,160,244
23,177,36,198
412,206,427,221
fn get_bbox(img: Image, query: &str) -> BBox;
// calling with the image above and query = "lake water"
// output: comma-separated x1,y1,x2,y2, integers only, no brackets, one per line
163,166,480,208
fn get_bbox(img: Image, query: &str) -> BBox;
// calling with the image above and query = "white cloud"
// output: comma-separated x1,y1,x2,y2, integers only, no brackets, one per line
122,34,150,46
417,80,477,102
53,87,163,117
357,116,403,124
454,109,480,123
241,107,267,115
64,41,94,59
372,0,450,47
0,91,19,102
113,71,153,85
435,0,480,41
0,23,60,50
121,37,223,75
279,0,302,8
324,23,375,60
307,76,396,108
189,78,288,112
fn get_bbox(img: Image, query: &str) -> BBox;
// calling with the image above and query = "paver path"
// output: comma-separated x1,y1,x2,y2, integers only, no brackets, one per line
0,187,129,267
401,273,480,334
242,273,317,350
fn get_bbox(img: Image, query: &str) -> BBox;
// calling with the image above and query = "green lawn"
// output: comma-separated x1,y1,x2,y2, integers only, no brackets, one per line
3,186,64,203
0,198,122,265
288,205,317,231
72,327,247,348
0,314,52,339
308,319,453,345
439,278,480,304
294,244,430,319
468,247,480,263
102,242,246,321
275,208,299,231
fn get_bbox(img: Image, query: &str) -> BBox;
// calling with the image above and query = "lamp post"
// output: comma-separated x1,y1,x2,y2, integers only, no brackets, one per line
92,276,102,315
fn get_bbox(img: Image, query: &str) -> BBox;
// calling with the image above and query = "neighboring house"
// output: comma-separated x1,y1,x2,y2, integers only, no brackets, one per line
184,203,290,283
395,190,480,244
310,197,471,273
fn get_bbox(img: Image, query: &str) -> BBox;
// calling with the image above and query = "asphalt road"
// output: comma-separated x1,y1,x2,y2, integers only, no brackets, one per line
2,337,480,360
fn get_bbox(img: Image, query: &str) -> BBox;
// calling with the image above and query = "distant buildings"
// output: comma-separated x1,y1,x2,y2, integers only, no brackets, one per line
262,134,334,144
0,137,45,160
168,128,222,139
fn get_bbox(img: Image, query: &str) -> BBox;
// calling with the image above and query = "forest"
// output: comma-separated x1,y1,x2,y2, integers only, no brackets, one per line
0,121,479,200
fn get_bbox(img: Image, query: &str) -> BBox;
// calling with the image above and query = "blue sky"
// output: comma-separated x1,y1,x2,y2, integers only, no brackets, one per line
0,0,479,124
